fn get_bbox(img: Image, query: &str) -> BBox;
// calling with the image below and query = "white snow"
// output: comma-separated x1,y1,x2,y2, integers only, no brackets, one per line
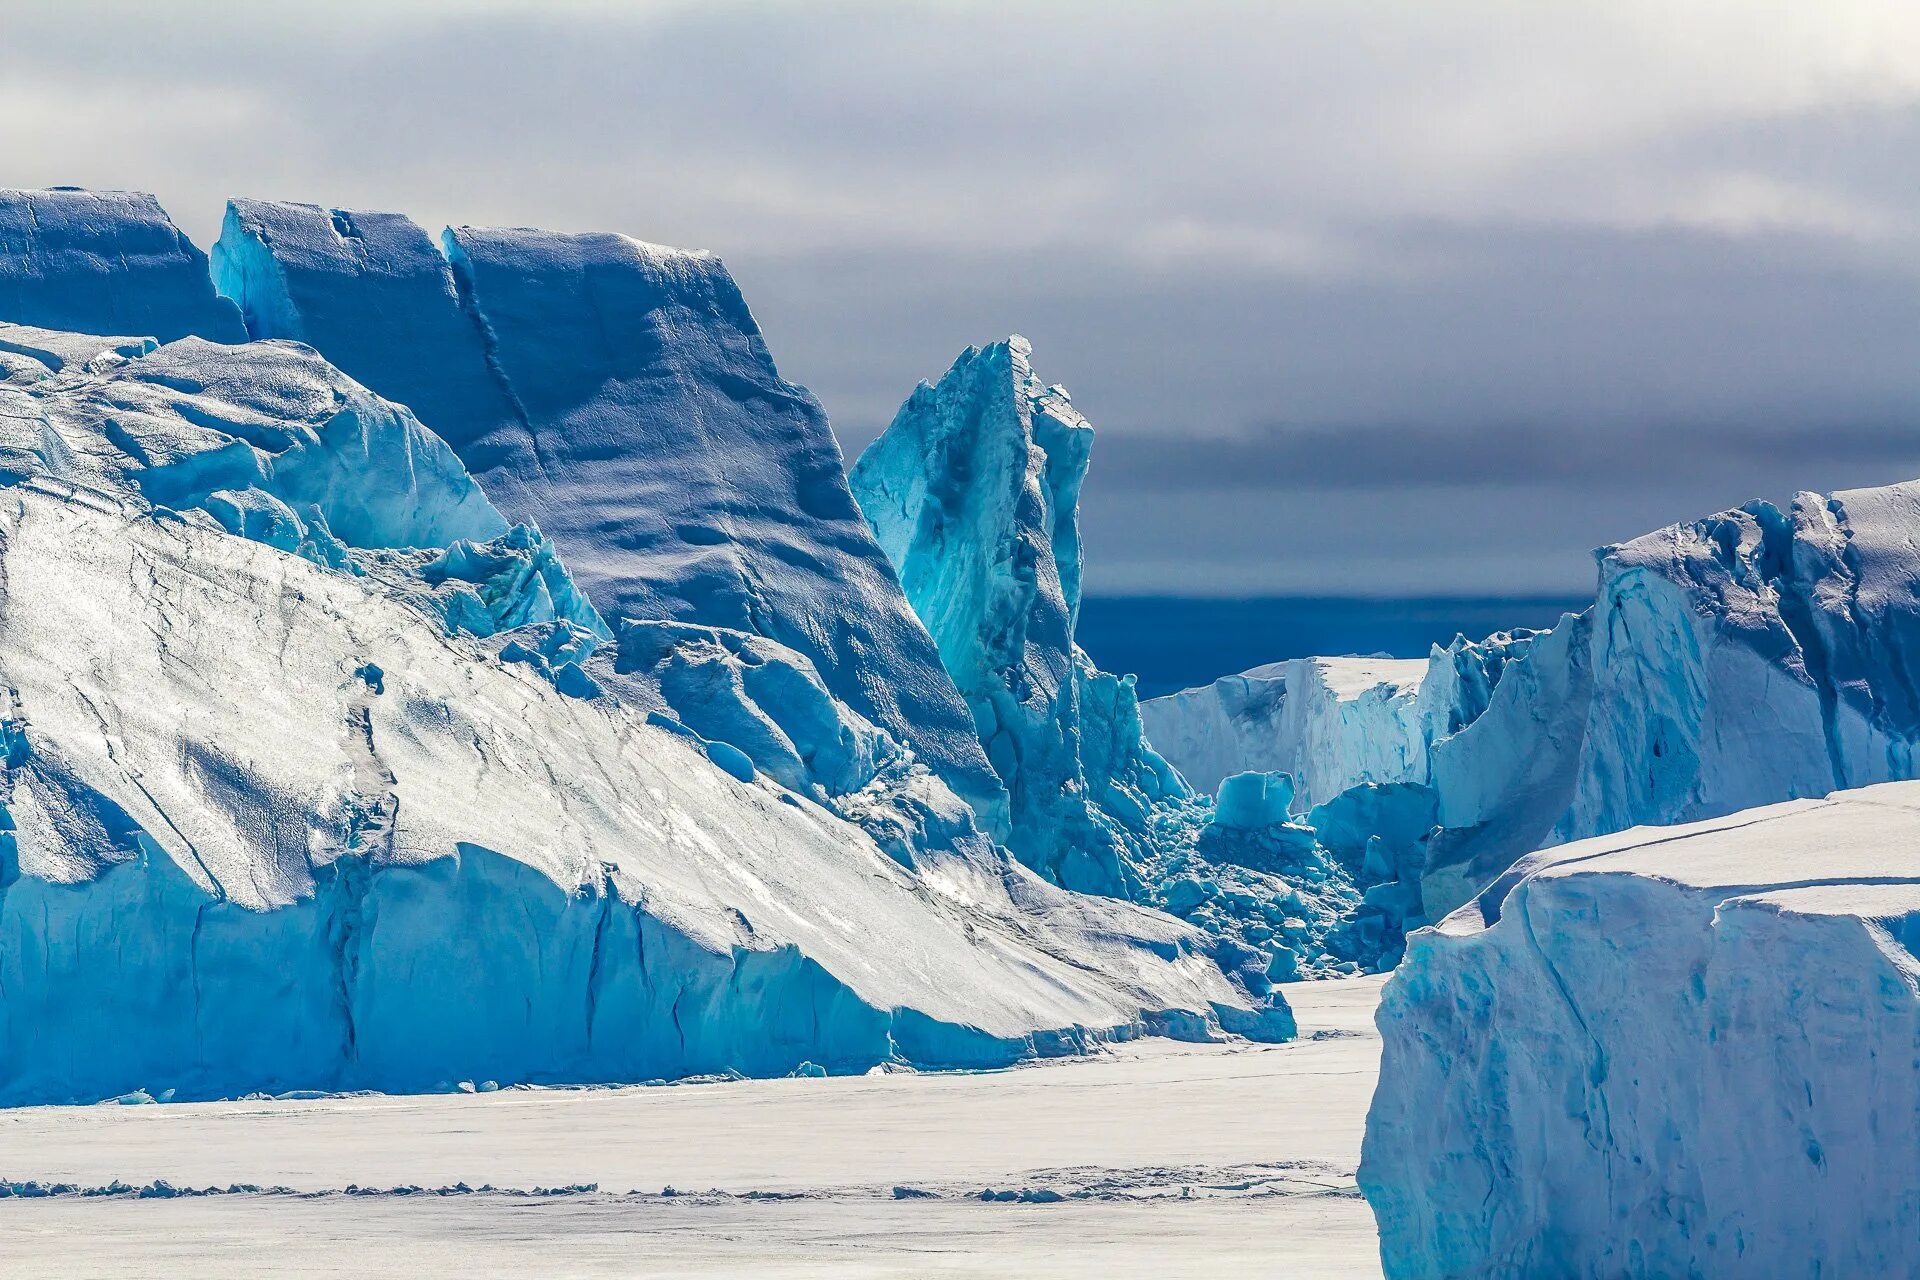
0,976,1388,1277
1363,783,1920,1278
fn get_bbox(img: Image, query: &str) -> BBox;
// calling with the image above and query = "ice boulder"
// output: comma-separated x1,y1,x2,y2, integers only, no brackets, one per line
0,324,1285,1103
211,198,1005,828
0,188,244,343
850,337,1187,898
1362,782,1920,1278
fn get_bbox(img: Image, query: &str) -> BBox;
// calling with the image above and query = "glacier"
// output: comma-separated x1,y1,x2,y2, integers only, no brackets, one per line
1362,783,1920,1278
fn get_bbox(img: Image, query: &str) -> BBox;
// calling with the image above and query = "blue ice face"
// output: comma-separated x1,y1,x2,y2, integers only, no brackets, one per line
0,188,245,344
211,199,1005,829
851,337,1190,898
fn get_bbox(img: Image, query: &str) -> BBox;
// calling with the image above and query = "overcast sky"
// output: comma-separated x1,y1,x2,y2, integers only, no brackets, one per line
6,0,1919,595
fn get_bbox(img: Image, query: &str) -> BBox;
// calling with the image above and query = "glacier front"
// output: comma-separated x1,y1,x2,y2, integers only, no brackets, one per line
1361,783,1920,1279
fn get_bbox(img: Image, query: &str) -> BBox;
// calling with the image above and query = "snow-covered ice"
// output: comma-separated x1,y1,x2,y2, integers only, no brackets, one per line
211,200,1005,825
0,975,1389,1277
1363,784,1920,1278
0,188,245,344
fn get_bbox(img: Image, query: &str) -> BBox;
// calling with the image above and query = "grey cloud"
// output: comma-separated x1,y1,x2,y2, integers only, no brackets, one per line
2,1,1918,595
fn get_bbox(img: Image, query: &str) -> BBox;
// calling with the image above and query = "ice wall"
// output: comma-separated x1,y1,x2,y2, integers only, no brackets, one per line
0,189,244,343
212,199,1005,829
1143,656,1428,805
1362,783,1920,1278
1161,478,1920,921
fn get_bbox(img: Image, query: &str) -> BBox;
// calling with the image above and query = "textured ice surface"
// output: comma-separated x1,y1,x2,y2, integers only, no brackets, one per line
0,324,1280,1104
852,337,1188,899
1363,783,1920,1278
0,189,244,344
850,337,1411,986
211,199,1004,826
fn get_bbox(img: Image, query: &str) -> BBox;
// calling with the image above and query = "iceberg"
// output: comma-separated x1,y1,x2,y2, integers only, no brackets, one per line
849,337,1416,985
1362,782,1920,1278
210,199,1006,828
850,337,1187,899
1142,656,1428,805
0,317,1286,1104
1154,478,1920,923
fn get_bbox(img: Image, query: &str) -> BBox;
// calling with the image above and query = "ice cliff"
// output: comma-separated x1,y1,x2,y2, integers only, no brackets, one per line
850,338,1186,898
1362,783,1920,1278
0,188,245,344
1142,656,1428,804
210,199,1006,829
1150,474,1920,926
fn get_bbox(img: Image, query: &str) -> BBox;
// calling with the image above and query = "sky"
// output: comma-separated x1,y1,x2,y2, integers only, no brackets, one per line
5,0,1919,596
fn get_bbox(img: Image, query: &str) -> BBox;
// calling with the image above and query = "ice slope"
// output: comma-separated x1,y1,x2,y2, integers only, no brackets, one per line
1143,657,1428,805
210,199,1004,827
850,337,1187,899
1361,783,1920,1279
0,189,244,344
0,325,1279,1104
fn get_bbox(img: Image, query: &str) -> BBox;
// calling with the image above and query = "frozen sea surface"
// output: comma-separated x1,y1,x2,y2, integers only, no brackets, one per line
0,976,1387,1278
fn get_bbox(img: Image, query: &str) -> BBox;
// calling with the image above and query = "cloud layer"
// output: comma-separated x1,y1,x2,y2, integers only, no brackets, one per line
4,0,1918,593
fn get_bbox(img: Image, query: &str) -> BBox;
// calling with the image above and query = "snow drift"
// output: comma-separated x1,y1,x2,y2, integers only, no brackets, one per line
1361,783,1920,1278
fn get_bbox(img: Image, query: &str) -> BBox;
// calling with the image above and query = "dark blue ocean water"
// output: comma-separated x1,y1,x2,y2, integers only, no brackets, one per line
1078,596,1589,699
